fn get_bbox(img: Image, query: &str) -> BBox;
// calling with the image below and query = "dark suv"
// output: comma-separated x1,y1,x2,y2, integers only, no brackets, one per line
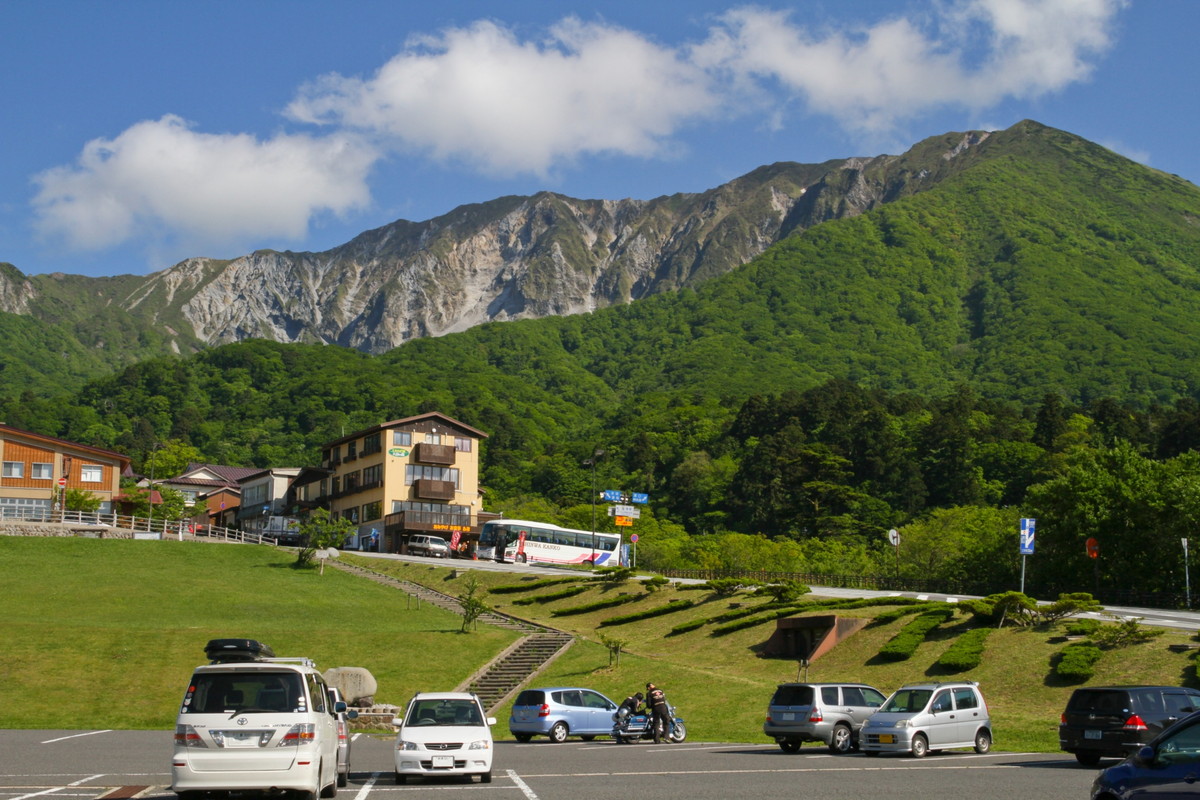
1060,685,1200,766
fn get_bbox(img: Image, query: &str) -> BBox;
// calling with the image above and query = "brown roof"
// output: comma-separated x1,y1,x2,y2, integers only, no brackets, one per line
322,412,488,448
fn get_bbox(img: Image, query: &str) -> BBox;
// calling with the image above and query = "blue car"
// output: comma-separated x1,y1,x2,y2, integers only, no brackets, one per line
1092,710,1200,799
509,687,618,743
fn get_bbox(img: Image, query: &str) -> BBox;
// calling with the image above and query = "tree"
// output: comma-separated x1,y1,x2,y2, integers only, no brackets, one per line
457,573,489,632
64,488,102,513
295,508,354,568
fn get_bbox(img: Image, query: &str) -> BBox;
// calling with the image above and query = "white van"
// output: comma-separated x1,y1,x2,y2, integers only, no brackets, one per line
172,639,343,800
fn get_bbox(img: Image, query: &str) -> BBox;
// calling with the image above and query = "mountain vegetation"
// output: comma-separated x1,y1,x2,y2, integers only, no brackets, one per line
4,121,1200,603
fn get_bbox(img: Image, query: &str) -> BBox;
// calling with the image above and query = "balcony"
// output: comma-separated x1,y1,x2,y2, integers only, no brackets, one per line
413,478,456,501
385,509,478,535
414,442,456,465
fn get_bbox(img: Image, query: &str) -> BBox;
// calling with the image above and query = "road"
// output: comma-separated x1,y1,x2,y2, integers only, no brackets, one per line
0,730,1100,800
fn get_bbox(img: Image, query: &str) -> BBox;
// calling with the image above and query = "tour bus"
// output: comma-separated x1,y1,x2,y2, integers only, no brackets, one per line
477,519,622,566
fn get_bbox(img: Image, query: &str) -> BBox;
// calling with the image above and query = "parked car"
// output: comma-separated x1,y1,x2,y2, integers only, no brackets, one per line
860,681,992,758
763,682,887,754
1060,685,1200,766
392,692,495,784
407,535,451,558
509,687,619,743
1091,709,1200,799
327,687,358,787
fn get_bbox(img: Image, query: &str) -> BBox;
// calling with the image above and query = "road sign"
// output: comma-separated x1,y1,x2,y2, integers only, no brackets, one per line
614,516,633,527
631,492,649,504
57,477,67,488
601,490,624,502
608,504,640,518
1086,537,1100,558
1020,518,1036,555
630,534,639,543
887,528,899,546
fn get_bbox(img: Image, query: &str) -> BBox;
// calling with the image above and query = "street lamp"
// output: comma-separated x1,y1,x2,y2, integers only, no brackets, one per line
582,449,604,566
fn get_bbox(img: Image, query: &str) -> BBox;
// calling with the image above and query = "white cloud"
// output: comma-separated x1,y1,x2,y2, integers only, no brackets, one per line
694,0,1125,133
286,17,717,177
32,115,378,253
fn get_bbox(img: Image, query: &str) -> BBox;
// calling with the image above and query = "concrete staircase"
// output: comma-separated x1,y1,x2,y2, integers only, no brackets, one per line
331,560,574,711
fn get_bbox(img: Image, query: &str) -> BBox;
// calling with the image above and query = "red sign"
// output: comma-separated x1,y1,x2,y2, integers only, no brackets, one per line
1086,537,1100,559
57,477,67,488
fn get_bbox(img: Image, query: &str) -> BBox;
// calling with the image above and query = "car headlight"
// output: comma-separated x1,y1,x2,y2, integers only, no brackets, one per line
894,719,912,728
396,740,420,751
467,739,491,751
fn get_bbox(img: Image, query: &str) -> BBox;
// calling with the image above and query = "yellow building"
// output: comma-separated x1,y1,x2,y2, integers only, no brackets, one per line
0,423,129,519
294,412,496,554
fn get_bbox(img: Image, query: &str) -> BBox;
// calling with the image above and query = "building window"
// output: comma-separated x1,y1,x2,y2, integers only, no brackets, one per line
455,437,472,453
81,465,102,482
362,432,382,455
404,465,460,489
344,507,360,524
362,464,381,485
180,490,198,505
244,484,266,505
3,461,24,478
425,433,442,445
32,463,54,479
363,501,382,522
344,470,360,492
393,430,411,447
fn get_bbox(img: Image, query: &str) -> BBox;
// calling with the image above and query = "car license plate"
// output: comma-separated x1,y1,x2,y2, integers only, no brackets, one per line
781,713,794,721
1084,730,1102,740
878,734,895,744
431,755,454,769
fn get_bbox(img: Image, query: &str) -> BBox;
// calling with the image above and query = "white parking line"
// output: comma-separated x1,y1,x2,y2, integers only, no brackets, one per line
506,770,539,800
40,732,112,744
11,774,104,800
352,771,380,800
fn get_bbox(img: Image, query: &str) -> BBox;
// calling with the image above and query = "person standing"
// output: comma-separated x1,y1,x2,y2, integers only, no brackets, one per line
646,682,671,743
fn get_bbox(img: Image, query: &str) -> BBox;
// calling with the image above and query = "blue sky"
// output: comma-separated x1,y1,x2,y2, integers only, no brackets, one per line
1,0,1193,279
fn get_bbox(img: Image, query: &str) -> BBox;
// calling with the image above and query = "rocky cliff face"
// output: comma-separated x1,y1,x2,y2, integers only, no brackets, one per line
7,128,998,357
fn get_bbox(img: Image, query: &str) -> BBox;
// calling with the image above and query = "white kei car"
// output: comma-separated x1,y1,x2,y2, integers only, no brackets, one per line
393,692,495,784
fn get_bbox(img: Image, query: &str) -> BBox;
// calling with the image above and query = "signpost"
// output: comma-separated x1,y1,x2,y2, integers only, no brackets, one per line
887,529,899,577
602,488,648,566
1184,538,1191,609
1019,518,1035,593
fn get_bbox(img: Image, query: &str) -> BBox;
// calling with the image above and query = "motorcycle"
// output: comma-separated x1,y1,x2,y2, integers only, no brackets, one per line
612,703,687,744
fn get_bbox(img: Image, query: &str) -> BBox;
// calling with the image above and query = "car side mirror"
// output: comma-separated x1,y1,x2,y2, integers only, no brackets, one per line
391,716,404,727
1134,745,1156,765
347,710,359,720
334,701,348,713
487,717,497,726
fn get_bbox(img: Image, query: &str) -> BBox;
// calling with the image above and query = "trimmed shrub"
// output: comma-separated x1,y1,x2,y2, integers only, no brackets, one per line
550,593,640,617
511,585,589,605
599,599,695,627
871,602,947,626
1055,642,1103,682
877,608,956,661
490,577,583,594
667,617,709,636
1065,619,1101,637
935,627,992,672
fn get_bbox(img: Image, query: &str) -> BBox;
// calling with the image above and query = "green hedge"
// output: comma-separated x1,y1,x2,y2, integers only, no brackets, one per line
871,602,949,626
490,577,584,594
935,627,992,672
599,599,695,627
877,608,956,661
1055,642,1103,682
667,617,709,636
1064,619,1101,637
550,593,641,617
511,585,589,605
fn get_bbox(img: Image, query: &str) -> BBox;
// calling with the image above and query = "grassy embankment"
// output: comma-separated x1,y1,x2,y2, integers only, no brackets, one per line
3,535,1196,754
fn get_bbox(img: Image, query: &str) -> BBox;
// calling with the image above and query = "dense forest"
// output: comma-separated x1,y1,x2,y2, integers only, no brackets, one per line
5,121,1200,604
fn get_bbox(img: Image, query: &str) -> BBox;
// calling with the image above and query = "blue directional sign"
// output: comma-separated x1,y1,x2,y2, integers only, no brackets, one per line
1019,518,1036,555
631,492,649,505
601,490,624,502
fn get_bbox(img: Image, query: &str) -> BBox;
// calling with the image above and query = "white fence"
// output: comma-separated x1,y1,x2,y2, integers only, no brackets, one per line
0,507,277,545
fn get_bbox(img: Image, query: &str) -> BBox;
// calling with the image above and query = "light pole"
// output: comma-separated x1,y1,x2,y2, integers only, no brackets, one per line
146,443,163,537
583,449,604,566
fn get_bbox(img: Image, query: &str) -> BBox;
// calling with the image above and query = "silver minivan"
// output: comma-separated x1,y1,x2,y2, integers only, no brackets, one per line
764,682,887,754
861,681,992,757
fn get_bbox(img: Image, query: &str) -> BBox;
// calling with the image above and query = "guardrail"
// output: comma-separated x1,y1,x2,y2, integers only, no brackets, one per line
0,508,276,545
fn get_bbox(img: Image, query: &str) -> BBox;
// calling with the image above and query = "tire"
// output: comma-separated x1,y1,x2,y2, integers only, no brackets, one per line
337,771,347,788
548,721,569,743
320,776,337,799
778,740,801,753
829,724,853,755
910,734,929,759
517,553,527,563
669,721,687,743
1075,751,1102,766
514,733,533,743
974,729,992,755
480,772,492,784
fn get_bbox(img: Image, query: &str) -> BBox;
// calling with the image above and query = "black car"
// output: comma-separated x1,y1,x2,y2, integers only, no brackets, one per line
1060,685,1200,766
1092,710,1200,799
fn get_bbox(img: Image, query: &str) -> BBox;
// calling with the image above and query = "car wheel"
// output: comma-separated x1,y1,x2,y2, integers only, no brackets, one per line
320,776,337,798
549,721,569,743
514,733,533,742
394,773,406,785
910,734,929,758
517,553,527,563
480,772,492,784
1075,751,1102,767
974,729,992,755
829,724,853,755
778,740,801,753
337,771,347,788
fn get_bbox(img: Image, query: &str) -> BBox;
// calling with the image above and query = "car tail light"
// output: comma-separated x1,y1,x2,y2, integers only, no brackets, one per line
1060,713,1067,724
1123,715,1148,731
538,704,550,718
338,720,348,742
278,723,317,746
808,709,823,722
174,725,207,748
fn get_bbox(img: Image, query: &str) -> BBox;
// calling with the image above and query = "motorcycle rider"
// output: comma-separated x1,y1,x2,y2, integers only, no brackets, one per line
618,691,644,719
646,682,671,743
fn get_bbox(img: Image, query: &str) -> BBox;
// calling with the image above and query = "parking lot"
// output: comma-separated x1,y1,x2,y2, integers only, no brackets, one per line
1,729,1098,800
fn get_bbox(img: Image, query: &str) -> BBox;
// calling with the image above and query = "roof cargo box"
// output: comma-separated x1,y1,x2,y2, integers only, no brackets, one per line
204,638,275,663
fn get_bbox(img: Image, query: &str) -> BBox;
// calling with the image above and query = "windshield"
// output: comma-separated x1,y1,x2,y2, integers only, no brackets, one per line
183,671,305,714
881,689,932,714
406,698,484,727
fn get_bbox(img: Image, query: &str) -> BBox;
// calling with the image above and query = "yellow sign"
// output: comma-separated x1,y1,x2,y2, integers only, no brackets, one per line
615,516,633,527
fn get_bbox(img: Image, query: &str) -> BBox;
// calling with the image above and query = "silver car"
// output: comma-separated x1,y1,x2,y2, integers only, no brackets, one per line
764,682,886,754
327,687,357,786
861,681,992,757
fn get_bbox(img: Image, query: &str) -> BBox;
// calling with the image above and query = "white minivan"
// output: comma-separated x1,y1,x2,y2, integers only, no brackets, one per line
860,681,992,758
172,639,343,800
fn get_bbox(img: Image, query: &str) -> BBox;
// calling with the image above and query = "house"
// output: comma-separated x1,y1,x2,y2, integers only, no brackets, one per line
152,463,262,509
291,412,497,553
237,467,301,541
0,423,129,518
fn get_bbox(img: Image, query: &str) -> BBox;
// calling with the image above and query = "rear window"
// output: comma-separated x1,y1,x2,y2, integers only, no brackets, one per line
183,670,306,714
1068,690,1131,714
771,685,814,706
515,690,545,706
